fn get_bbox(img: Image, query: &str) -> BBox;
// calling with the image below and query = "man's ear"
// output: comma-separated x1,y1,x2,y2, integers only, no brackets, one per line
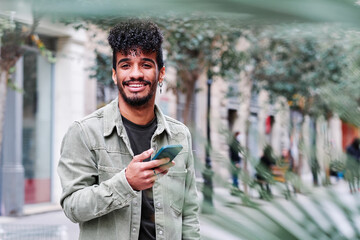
112,69,117,85
158,66,165,83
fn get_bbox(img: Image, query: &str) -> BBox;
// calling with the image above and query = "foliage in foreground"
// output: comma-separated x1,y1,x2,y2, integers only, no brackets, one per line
195,146,360,240
201,185,360,240
192,126,360,239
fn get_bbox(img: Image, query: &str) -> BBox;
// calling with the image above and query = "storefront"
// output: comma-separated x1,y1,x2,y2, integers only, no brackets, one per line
0,17,96,215
0,37,55,215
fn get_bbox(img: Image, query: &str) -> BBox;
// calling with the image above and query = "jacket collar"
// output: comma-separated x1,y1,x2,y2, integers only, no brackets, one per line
103,98,172,138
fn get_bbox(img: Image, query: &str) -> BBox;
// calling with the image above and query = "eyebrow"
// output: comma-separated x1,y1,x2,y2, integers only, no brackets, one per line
142,58,156,65
117,58,156,66
117,58,131,65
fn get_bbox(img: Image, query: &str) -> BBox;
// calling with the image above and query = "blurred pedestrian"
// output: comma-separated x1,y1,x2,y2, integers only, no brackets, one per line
229,131,242,193
346,138,360,193
281,148,295,177
256,145,276,198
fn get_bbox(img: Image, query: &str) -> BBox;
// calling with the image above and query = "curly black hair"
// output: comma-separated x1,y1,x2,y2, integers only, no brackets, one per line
108,19,164,71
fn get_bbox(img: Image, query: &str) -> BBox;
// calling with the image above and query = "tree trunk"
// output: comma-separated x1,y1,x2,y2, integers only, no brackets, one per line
242,74,253,195
309,117,320,186
0,67,8,160
182,77,196,126
322,116,332,186
288,110,305,191
178,69,199,126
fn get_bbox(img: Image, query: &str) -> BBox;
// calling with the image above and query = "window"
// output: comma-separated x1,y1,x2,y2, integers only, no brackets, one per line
22,42,54,204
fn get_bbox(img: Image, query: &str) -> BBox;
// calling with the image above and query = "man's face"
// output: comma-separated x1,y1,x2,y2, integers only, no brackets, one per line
112,49,165,107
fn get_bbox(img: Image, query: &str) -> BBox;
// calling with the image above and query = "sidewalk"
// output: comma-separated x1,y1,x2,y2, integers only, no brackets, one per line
0,187,248,240
0,210,79,240
0,180,354,240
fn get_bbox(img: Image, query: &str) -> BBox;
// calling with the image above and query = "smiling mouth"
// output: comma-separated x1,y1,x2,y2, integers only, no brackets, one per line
128,83,146,87
123,80,151,87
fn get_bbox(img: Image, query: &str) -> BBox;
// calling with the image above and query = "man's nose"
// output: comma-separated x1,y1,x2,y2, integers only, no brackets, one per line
129,65,144,79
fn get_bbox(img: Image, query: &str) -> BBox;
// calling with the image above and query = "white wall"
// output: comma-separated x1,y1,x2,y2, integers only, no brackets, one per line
51,28,96,204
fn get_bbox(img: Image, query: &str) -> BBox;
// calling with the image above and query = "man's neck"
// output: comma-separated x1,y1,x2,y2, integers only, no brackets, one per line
118,96,156,125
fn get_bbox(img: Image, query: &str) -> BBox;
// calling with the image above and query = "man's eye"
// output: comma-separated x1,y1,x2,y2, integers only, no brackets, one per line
143,63,152,68
120,64,130,68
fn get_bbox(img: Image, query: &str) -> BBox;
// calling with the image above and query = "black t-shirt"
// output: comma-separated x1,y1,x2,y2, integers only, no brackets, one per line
122,115,157,240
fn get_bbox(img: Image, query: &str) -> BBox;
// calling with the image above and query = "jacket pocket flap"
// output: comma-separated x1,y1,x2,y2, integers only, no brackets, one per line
167,170,187,177
98,165,122,173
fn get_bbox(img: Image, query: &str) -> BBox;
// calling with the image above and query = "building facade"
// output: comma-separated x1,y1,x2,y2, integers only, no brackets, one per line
0,15,96,216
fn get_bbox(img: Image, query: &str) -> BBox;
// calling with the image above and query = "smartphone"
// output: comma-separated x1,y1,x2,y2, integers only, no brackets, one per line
152,144,183,162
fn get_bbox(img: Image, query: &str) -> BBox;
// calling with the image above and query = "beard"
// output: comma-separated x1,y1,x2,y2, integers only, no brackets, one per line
117,79,157,107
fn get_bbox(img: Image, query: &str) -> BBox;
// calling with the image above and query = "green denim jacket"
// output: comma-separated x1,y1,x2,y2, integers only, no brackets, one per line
57,98,200,240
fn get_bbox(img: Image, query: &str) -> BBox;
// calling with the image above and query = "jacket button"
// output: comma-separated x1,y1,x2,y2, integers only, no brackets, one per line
132,228,136,232
159,230,163,235
156,202,161,207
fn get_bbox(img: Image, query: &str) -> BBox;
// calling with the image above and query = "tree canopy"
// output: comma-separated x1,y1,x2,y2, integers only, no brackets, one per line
155,15,244,123
248,25,359,123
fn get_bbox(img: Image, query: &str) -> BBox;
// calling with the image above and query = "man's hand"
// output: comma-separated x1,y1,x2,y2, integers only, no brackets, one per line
125,148,175,191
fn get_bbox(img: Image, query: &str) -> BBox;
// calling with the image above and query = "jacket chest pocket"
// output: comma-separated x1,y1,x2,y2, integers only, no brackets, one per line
98,165,122,183
165,170,187,215
97,152,131,183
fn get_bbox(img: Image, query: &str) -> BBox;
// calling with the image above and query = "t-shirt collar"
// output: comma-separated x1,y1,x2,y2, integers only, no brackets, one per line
103,97,172,138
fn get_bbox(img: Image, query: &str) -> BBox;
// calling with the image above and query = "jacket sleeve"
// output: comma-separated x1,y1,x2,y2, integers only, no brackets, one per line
182,128,201,239
57,122,138,223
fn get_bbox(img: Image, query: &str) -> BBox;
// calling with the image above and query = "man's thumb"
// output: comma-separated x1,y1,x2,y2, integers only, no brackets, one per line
132,148,154,162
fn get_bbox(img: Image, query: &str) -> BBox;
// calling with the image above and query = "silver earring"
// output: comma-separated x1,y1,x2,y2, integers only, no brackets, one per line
159,82,163,94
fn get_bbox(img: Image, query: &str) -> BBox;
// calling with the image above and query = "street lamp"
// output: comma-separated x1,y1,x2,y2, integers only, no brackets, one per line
202,72,214,214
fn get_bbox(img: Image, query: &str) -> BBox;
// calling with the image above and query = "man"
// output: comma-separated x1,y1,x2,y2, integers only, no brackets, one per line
58,19,200,240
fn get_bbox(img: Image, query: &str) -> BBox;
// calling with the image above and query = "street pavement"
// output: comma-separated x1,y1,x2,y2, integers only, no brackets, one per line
0,179,353,240
0,204,241,240
0,187,248,240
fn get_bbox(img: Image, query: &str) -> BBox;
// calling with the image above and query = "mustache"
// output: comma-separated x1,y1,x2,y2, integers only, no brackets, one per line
122,79,151,86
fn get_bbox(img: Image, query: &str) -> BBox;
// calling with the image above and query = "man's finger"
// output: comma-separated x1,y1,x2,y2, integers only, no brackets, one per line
132,148,154,162
155,161,175,174
143,158,170,169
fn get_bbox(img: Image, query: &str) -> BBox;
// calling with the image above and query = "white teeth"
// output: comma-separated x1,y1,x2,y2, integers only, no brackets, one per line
128,84,144,87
